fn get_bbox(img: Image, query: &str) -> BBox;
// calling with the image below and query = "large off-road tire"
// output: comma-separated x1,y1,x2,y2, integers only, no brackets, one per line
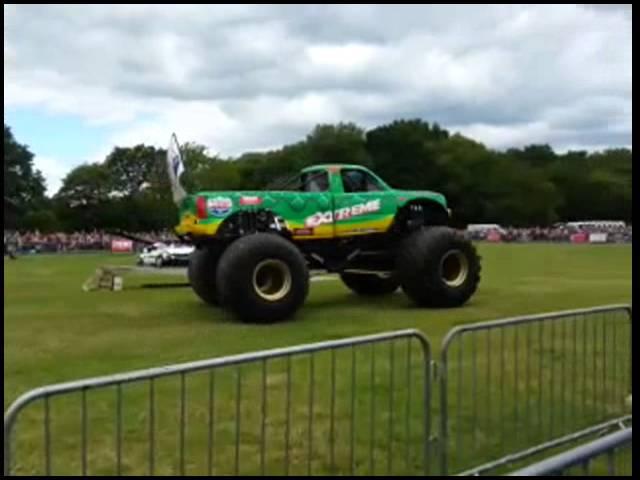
216,233,309,323
396,226,481,307
188,246,224,306
340,272,399,296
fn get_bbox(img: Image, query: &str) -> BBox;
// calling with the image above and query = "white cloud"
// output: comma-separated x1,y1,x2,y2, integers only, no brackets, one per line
33,156,68,195
3,4,632,187
306,43,380,73
452,122,552,150
105,100,238,151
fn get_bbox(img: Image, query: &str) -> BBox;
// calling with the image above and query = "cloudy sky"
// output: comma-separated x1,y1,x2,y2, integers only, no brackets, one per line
4,4,632,194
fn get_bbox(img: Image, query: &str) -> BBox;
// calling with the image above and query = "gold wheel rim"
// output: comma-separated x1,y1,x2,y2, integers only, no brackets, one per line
252,259,292,301
440,249,469,287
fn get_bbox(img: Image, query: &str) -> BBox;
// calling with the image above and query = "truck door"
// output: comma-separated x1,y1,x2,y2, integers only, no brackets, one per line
291,170,334,239
332,168,396,237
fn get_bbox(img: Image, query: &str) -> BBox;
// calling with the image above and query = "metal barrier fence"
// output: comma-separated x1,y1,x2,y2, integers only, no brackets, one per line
4,330,431,476
507,427,632,476
4,305,633,476
439,304,632,475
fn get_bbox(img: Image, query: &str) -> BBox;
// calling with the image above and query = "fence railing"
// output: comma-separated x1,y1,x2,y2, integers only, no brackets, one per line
457,415,632,476
507,427,632,476
4,330,431,476
439,304,632,475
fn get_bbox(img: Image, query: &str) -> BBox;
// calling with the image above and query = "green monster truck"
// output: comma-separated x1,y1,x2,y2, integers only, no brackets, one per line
166,134,481,323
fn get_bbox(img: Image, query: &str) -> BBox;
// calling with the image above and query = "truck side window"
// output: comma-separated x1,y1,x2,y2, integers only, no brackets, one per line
301,171,329,192
341,169,382,193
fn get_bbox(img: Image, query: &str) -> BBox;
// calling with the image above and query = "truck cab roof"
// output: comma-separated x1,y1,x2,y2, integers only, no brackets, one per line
301,164,369,173
300,164,391,191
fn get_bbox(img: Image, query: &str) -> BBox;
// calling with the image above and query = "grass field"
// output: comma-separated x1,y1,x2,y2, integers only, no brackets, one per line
4,243,632,475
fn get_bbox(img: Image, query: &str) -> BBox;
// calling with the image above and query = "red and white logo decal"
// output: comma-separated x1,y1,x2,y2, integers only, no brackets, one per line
239,196,263,206
207,197,233,217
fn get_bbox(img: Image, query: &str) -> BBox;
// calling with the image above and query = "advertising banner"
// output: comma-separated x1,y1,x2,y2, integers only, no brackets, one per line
588,233,608,243
570,233,588,243
111,239,133,253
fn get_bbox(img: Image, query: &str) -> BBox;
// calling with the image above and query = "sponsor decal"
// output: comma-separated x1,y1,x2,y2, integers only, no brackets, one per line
293,228,314,236
239,196,263,206
589,233,608,243
486,231,501,242
305,199,381,228
111,239,133,253
207,196,233,217
305,211,333,228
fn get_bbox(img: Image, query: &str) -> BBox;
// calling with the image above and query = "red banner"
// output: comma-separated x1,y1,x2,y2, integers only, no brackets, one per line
486,231,502,242
111,239,133,253
570,233,588,244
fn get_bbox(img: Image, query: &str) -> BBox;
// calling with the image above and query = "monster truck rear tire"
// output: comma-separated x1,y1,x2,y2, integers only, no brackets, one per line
188,246,224,306
340,272,399,296
216,233,309,323
396,226,481,308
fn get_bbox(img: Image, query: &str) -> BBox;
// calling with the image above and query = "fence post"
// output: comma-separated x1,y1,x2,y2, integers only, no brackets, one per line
626,305,632,397
4,416,11,476
438,346,450,475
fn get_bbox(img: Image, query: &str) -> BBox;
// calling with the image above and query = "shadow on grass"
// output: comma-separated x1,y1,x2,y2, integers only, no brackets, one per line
138,282,191,289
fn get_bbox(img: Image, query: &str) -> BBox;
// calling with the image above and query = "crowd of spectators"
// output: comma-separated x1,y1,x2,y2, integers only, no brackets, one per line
467,224,632,243
4,223,632,257
4,230,177,255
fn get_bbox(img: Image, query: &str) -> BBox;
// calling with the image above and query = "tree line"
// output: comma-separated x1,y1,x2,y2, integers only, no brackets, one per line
4,120,632,232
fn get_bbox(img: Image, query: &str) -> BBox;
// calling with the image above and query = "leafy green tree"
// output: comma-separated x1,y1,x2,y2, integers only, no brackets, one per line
5,120,631,232
4,124,47,229
54,164,112,230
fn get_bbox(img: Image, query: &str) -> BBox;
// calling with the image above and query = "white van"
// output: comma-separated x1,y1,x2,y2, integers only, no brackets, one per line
466,224,506,234
566,221,626,231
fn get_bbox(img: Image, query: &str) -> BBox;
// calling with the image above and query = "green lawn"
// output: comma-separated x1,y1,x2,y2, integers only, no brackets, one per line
4,244,632,475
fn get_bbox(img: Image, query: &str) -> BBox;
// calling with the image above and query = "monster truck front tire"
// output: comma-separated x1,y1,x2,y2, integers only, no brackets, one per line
216,233,309,323
396,226,481,307
340,272,399,296
188,246,224,306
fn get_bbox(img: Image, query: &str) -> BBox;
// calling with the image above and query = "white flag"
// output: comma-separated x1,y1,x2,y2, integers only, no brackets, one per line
167,133,187,204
